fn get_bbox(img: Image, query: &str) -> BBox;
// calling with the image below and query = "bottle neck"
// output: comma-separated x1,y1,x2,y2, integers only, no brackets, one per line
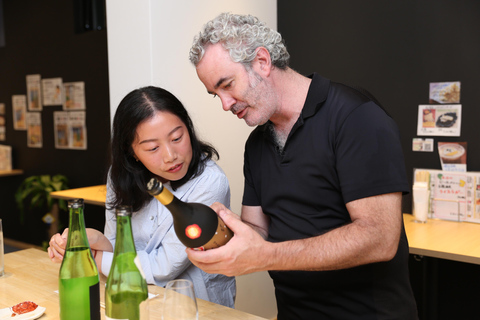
114,214,136,255
153,185,174,205
66,206,90,249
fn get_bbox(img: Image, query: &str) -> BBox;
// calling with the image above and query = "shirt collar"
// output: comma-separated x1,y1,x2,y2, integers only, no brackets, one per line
302,73,330,119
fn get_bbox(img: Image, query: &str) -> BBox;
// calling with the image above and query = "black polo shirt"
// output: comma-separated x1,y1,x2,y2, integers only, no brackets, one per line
242,73,417,319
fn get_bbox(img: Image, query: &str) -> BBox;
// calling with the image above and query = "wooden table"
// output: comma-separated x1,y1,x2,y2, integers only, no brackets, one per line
0,248,267,320
403,213,480,265
50,185,107,206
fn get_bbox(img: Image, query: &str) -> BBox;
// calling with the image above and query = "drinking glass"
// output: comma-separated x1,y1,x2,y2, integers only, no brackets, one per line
0,218,4,277
162,279,198,320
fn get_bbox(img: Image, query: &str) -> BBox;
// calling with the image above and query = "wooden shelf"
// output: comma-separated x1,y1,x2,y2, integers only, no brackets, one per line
0,169,23,177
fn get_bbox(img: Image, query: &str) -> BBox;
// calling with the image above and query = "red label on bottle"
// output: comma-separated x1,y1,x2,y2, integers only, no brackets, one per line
185,224,202,239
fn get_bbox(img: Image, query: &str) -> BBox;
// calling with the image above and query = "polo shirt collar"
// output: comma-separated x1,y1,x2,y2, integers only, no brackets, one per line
302,73,330,119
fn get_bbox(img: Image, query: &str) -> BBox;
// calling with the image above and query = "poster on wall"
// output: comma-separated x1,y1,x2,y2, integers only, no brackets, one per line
26,112,42,148
12,95,27,130
429,81,461,104
63,82,86,110
69,111,87,150
417,104,462,136
54,111,69,149
0,102,5,141
42,77,63,106
26,74,43,111
438,142,467,172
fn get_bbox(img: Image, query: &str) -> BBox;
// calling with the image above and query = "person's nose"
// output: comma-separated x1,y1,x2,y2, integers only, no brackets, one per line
219,94,236,112
162,145,177,163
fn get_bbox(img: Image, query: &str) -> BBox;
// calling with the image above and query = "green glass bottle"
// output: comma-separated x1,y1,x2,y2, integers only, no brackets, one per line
105,205,148,320
59,198,101,320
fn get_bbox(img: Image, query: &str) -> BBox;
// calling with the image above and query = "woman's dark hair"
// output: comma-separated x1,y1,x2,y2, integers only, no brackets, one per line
107,86,219,212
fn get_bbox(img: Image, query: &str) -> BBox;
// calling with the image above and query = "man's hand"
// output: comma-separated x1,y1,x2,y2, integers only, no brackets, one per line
186,202,272,277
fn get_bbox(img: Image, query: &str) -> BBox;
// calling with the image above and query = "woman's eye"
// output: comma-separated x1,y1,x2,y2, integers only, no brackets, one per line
173,135,182,142
148,146,158,152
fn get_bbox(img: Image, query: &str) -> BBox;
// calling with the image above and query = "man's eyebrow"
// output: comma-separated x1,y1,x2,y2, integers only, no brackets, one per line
214,77,229,90
207,77,229,95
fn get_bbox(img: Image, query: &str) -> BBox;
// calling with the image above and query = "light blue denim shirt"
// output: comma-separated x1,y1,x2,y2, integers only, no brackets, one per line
102,159,236,308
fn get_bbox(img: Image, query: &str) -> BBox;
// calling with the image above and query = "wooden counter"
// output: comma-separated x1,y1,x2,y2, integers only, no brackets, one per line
0,248,267,320
403,213,480,265
50,185,107,206
50,186,480,266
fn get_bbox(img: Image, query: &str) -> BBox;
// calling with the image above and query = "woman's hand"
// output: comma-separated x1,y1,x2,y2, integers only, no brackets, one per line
47,229,68,263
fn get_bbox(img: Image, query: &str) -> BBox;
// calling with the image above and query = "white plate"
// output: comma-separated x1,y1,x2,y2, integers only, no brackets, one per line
0,306,46,320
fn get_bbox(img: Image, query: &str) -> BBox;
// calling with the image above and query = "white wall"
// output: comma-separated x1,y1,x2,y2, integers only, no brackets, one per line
106,1,277,318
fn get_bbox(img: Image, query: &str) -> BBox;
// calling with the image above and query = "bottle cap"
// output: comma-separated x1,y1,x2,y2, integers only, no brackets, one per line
115,205,133,217
68,198,84,208
146,177,163,195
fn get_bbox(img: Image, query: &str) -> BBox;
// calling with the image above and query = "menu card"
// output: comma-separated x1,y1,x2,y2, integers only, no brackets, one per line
413,168,480,223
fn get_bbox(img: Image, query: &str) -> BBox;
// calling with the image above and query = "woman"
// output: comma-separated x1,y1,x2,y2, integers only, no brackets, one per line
48,86,236,307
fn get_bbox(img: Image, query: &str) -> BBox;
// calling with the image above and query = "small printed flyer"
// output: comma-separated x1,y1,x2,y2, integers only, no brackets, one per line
64,82,86,110
12,95,27,130
431,172,468,221
438,142,467,172
412,138,434,152
26,112,43,148
54,111,88,150
54,111,70,149
429,81,461,104
42,77,63,106
417,104,462,136
0,103,5,141
69,111,87,150
26,74,43,111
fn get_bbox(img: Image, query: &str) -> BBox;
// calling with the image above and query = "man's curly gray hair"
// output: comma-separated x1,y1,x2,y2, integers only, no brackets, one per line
189,12,290,69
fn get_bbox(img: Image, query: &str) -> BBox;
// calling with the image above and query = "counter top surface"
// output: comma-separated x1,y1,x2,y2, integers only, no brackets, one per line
50,185,480,266
0,248,267,320
50,185,107,206
403,213,480,264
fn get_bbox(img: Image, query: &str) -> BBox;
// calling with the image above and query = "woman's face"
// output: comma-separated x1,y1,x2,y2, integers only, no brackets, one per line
131,111,192,182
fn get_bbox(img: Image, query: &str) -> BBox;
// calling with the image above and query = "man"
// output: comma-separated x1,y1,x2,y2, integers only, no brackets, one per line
187,12,418,319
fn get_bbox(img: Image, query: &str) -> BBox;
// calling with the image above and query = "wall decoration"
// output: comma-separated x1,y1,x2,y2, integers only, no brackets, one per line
438,142,467,172
417,104,462,137
69,111,87,150
26,112,42,148
412,138,434,152
54,111,69,149
0,102,5,141
42,77,63,106
429,81,461,104
12,95,27,130
63,81,86,110
26,74,43,111
0,145,12,171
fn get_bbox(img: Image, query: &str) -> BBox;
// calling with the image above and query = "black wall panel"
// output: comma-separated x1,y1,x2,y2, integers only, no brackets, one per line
277,0,480,214
277,2,480,318
0,0,110,245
